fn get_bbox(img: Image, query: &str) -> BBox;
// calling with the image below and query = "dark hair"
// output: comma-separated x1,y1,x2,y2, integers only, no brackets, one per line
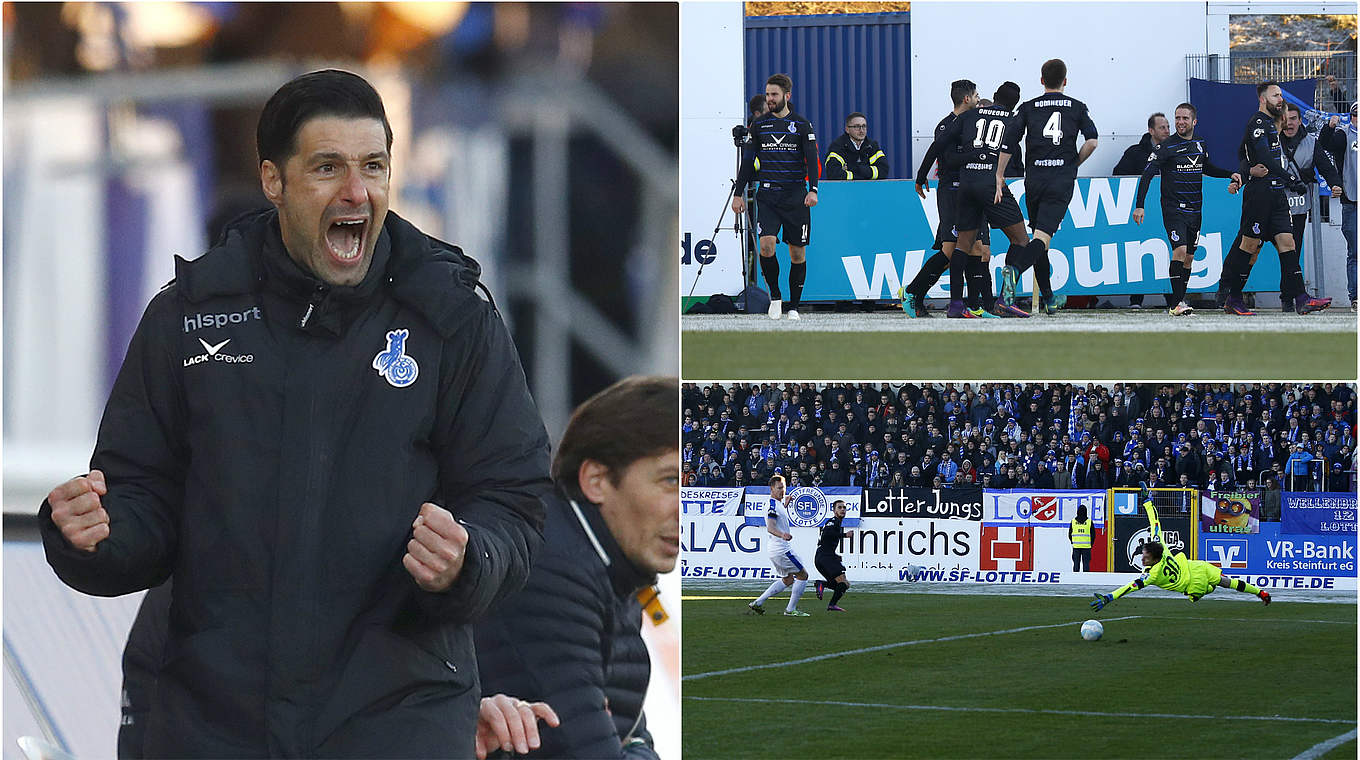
1076,504,1088,523
950,79,977,106
1285,103,1302,115
749,94,767,114
1041,59,1067,89
767,73,793,93
256,69,393,166
1257,80,1280,97
1143,540,1165,562
1147,112,1167,129
1175,102,1197,118
993,81,1021,111
551,376,678,502
845,111,867,126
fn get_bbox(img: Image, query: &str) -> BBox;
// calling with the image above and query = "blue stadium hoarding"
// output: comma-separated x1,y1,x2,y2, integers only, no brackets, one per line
757,177,1291,300
1280,491,1358,535
1200,522,1356,578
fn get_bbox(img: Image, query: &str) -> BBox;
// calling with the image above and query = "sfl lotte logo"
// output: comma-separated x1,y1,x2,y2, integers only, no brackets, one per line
787,488,829,528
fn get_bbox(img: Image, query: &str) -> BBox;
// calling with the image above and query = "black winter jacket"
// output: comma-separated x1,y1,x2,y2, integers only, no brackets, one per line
40,209,552,757
1113,133,1158,176
824,133,890,180
474,491,660,759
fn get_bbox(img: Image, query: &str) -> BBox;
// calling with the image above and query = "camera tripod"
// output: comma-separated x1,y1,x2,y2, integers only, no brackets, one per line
685,131,756,300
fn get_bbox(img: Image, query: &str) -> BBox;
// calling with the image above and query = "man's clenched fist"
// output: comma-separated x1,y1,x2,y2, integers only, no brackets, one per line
402,502,469,592
48,469,110,553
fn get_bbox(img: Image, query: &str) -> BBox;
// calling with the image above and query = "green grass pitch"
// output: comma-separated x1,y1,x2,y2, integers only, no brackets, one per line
682,590,1357,759
681,331,1356,379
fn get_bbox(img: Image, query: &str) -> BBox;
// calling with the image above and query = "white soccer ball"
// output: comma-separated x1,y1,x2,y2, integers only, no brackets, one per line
904,564,924,582
1080,619,1104,641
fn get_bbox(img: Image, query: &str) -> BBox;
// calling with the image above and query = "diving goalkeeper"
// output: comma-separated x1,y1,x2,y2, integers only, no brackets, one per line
1091,488,1271,610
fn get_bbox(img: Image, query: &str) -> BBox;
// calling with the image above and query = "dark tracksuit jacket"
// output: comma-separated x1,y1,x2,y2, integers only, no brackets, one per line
41,208,552,757
475,491,660,759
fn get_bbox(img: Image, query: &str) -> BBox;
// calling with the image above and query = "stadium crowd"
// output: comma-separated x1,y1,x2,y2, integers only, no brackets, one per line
682,383,1356,493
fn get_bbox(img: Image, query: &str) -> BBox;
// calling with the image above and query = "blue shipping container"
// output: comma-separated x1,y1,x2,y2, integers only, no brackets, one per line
744,12,911,180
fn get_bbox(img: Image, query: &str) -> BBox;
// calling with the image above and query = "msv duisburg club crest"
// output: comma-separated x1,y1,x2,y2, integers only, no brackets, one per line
373,329,419,388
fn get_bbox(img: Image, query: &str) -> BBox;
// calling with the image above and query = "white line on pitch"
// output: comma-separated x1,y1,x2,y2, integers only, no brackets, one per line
681,616,1142,681
1290,728,1359,759
685,696,1358,727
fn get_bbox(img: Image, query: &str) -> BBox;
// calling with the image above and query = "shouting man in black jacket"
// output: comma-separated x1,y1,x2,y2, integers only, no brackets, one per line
41,69,553,757
476,376,679,758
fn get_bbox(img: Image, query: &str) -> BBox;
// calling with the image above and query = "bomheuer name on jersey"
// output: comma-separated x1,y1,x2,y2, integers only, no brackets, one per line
1032,98,1073,108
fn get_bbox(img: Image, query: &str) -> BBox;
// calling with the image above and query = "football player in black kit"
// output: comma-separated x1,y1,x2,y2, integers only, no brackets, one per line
995,58,1099,314
904,81,1026,318
929,81,1035,318
1215,81,1331,316
814,500,851,611
731,73,821,321
1132,102,1243,316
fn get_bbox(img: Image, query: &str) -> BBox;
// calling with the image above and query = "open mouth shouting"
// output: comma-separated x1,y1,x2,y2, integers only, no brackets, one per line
325,215,369,266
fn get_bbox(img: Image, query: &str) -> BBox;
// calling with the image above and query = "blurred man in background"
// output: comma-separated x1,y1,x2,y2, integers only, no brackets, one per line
475,376,679,758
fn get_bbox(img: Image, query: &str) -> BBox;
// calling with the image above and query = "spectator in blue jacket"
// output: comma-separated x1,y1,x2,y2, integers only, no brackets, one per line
938,456,959,484
1286,443,1315,488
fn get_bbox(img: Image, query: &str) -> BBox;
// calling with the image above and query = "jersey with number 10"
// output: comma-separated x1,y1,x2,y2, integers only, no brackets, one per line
936,105,1017,184
1003,94,1098,181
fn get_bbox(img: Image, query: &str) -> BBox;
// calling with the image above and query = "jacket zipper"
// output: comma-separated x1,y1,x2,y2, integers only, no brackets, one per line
299,285,328,329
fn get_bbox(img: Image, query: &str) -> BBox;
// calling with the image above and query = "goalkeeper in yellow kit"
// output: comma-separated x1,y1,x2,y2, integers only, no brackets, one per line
1091,487,1271,610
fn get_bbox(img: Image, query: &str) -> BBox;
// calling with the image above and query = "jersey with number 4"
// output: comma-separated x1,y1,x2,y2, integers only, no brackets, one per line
935,105,1017,185
1004,94,1098,181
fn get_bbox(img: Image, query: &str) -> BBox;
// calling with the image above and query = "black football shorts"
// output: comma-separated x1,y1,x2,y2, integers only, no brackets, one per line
1238,182,1293,241
1023,176,1075,236
956,180,1024,234
756,184,812,246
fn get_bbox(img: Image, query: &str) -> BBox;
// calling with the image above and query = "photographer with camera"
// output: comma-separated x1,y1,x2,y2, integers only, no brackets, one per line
731,73,821,321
